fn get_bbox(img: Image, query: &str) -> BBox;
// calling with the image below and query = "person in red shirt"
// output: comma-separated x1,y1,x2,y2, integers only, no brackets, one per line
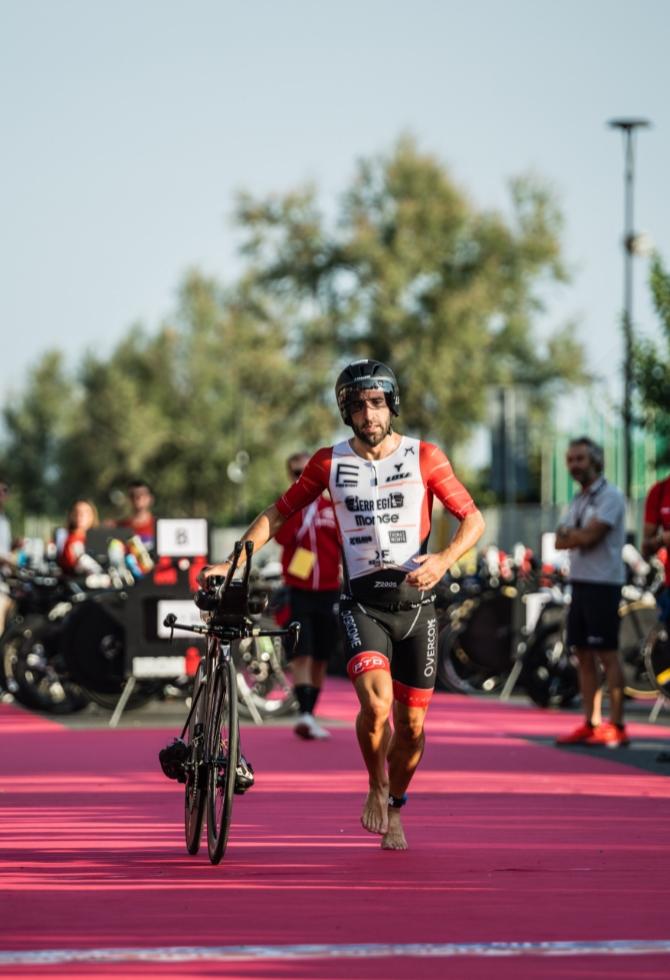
116,479,156,551
202,360,484,850
275,452,341,740
58,499,101,575
642,474,670,621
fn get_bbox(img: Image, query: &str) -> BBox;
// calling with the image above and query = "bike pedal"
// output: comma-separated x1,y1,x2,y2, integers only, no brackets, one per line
216,756,255,794
159,737,189,781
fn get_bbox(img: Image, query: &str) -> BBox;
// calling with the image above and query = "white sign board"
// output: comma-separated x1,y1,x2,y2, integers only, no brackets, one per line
132,656,186,679
156,518,208,557
157,600,202,639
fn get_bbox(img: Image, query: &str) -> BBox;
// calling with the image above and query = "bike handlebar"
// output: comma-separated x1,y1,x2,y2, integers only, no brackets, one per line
165,539,296,644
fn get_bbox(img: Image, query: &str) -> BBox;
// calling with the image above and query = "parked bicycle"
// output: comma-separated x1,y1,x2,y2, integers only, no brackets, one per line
0,564,90,714
437,546,660,707
159,541,299,864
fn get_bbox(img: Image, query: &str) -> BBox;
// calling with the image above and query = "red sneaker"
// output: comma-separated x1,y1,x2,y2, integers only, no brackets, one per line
586,722,630,748
555,722,595,745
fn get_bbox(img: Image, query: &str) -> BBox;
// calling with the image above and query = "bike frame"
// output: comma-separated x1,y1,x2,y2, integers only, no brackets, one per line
164,540,299,863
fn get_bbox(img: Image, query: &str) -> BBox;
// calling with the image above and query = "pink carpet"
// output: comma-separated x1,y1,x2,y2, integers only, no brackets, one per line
1,682,670,978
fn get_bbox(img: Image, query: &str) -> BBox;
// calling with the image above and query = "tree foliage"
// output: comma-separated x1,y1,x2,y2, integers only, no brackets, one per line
633,253,670,459
236,137,587,450
1,136,588,522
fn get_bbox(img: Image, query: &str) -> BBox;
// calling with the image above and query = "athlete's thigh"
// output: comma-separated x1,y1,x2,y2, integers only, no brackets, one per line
390,604,438,708
340,601,393,681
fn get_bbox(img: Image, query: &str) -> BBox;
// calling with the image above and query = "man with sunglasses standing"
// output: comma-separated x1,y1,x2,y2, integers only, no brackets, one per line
275,452,341,740
554,437,628,747
202,360,485,850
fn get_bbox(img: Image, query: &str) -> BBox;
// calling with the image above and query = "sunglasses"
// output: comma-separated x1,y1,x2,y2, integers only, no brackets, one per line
290,469,304,479
348,396,387,414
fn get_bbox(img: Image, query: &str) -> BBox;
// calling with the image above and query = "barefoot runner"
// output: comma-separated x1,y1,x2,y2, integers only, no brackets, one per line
201,360,485,849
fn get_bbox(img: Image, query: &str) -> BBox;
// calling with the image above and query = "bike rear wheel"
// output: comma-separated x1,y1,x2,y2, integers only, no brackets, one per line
520,622,579,708
0,614,89,714
436,624,505,695
206,646,239,865
184,660,206,855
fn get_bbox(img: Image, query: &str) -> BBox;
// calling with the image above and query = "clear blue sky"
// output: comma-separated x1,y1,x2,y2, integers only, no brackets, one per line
2,0,668,419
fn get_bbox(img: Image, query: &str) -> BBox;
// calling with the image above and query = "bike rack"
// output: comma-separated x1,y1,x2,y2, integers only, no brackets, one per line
649,692,669,722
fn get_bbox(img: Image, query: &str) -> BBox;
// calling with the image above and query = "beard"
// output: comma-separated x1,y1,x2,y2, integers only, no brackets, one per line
351,416,392,447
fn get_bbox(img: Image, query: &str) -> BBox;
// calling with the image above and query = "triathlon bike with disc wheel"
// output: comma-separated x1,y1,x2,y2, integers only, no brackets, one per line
162,540,299,865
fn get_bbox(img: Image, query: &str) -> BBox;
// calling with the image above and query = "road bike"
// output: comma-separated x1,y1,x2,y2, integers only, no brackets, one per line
161,541,298,865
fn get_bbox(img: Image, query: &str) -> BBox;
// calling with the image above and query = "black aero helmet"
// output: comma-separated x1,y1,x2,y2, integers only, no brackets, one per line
335,359,400,425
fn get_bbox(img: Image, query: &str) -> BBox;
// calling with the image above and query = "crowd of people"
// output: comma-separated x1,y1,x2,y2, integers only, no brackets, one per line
0,477,157,601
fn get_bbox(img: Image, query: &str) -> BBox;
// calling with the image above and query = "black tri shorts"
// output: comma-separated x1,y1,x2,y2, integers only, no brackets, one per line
339,599,438,708
287,587,340,663
567,581,622,651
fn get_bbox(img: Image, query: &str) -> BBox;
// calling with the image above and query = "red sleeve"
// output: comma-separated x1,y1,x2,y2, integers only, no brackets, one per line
275,448,332,519
644,481,662,526
58,531,85,574
420,442,478,520
274,510,302,547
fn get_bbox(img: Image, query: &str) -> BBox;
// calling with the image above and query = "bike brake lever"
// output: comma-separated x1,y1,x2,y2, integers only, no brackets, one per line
164,612,177,643
288,620,301,654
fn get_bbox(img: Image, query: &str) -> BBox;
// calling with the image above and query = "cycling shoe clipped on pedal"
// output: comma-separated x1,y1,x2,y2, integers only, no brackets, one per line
159,738,189,782
216,753,255,794
235,755,255,795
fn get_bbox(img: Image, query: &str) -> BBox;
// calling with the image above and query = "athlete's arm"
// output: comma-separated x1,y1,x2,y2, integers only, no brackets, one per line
641,484,666,558
641,521,670,559
406,443,485,589
200,449,331,583
200,504,287,582
554,519,611,550
405,509,485,590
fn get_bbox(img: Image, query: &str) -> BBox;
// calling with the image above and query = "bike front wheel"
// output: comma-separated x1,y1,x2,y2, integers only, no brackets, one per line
206,648,239,865
184,661,206,855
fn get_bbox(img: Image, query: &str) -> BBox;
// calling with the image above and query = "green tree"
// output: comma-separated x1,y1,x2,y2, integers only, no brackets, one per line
0,352,78,518
235,136,588,464
2,136,590,518
56,271,336,523
634,253,670,460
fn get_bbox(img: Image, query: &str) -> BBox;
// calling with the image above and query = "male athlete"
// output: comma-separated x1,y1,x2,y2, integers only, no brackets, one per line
202,361,485,849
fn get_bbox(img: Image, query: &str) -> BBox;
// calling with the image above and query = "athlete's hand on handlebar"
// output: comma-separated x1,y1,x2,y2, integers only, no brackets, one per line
404,553,450,592
198,562,231,586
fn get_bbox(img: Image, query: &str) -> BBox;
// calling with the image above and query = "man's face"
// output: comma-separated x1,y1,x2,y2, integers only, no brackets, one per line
129,486,153,512
566,445,596,486
348,389,392,447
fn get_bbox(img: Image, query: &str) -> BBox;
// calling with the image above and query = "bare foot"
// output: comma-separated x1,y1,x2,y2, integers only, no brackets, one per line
361,785,389,835
381,807,408,850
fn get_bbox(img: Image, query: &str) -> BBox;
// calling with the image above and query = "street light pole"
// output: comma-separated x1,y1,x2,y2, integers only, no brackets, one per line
608,117,651,502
